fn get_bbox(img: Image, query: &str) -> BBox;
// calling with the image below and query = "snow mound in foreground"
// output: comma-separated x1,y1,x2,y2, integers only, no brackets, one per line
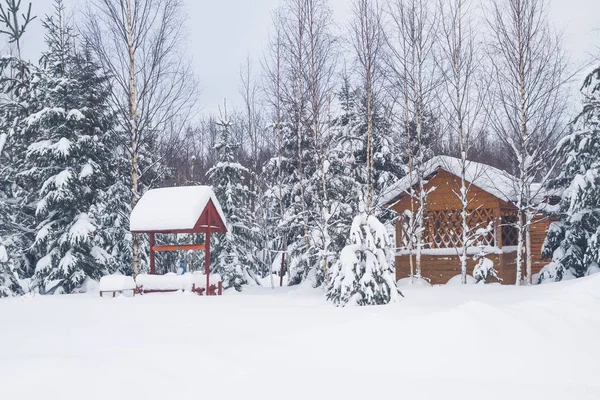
1,273,600,400
446,274,477,285
396,277,432,287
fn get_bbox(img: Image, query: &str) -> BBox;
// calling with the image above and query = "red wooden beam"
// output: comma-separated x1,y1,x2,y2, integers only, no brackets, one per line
151,244,206,252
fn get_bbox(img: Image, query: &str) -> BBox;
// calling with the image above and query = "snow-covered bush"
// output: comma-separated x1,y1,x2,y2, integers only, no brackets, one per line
473,256,499,284
327,213,400,306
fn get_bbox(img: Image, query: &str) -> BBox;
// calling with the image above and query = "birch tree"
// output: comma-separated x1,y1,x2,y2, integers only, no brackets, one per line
304,0,337,282
386,0,439,282
84,0,197,276
486,0,570,284
262,10,288,284
351,0,385,212
437,0,487,284
239,55,264,175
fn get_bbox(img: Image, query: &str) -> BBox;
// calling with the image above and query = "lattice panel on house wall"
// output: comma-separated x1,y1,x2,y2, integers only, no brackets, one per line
467,208,496,247
421,208,496,249
397,214,422,250
501,212,520,246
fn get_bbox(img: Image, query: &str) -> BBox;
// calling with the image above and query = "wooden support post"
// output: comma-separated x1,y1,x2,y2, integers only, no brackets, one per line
205,230,210,295
149,233,156,275
279,252,286,287
218,281,222,296
494,208,502,249
205,205,211,295
494,208,505,283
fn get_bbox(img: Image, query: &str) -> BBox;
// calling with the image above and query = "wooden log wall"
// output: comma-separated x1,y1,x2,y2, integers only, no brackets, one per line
530,215,553,276
395,252,518,285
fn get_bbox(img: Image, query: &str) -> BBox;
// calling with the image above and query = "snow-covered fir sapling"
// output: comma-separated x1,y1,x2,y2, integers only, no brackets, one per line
327,212,400,306
207,114,263,291
472,245,500,284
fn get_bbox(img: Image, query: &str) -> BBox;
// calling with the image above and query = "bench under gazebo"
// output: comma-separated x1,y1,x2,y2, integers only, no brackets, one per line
129,186,227,295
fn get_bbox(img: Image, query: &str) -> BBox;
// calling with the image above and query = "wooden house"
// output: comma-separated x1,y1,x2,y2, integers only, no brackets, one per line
382,156,554,285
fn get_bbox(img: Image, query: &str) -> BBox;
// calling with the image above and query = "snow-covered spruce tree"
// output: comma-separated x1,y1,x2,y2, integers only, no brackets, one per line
207,116,262,290
0,234,23,297
539,65,600,282
18,7,118,293
0,57,38,283
327,212,399,306
325,78,369,253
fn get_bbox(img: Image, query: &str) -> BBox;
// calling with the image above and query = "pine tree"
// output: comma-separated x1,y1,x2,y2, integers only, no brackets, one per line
15,4,118,293
539,65,600,282
207,116,262,290
327,212,399,306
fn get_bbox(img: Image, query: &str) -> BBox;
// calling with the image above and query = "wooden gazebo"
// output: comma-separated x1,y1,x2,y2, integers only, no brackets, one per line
382,156,554,284
130,186,227,294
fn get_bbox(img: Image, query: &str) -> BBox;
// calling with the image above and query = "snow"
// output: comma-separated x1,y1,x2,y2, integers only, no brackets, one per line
397,276,432,287
0,132,6,155
381,155,554,206
447,274,478,285
99,275,136,292
54,169,72,187
67,213,96,242
67,109,85,121
1,276,600,399
0,244,7,263
58,250,77,272
135,272,222,291
54,137,72,157
79,163,94,179
34,252,54,273
130,185,227,232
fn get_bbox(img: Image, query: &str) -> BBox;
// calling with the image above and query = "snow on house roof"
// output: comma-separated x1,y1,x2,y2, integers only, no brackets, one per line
381,155,520,206
130,186,226,232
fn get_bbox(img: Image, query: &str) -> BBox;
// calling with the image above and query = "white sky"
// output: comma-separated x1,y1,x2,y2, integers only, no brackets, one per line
18,0,600,115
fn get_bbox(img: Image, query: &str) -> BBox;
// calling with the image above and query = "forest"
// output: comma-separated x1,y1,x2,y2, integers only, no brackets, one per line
0,0,598,306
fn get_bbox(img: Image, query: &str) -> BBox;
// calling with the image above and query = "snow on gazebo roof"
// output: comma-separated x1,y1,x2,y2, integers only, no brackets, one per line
381,155,523,206
130,186,227,233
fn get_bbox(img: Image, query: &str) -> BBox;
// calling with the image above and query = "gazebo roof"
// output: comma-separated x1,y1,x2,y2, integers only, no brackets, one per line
130,186,227,234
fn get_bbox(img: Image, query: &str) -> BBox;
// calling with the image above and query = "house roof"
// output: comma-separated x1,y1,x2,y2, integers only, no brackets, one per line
381,155,547,207
130,186,227,233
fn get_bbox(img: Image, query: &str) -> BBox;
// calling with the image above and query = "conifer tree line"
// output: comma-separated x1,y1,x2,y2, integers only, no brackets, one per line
0,0,597,300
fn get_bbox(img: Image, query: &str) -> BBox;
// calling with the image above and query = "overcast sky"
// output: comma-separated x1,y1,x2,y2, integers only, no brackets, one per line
19,0,600,115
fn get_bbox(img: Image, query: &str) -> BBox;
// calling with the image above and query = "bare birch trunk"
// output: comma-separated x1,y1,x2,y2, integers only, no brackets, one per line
125,0,141,277
486,0,569,285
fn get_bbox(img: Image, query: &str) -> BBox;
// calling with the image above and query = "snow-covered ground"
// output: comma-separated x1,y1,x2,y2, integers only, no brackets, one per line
2,276,600,400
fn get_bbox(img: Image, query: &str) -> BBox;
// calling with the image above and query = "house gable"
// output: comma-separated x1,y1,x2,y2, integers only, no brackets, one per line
390,168,516,215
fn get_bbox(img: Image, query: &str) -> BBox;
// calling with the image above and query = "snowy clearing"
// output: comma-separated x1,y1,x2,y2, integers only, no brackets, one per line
1,276,600,400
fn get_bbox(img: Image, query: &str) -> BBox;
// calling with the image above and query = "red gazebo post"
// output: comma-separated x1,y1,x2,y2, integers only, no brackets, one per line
205,201,211,294
149,233,156,275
